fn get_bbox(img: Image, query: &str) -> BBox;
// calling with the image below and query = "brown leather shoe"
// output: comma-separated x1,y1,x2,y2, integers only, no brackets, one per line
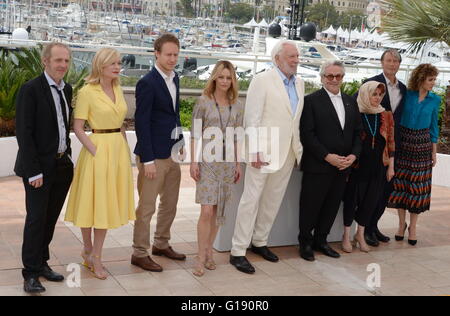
131,255,163,272
152,246,186,261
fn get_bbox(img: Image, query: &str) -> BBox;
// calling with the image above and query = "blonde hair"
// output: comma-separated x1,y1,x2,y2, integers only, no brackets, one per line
85,48,121,86
203,61,239,104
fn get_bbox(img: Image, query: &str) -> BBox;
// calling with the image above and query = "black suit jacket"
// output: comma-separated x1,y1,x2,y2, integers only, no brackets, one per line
300,88,363,174
361,73,407,150
14,74,73,179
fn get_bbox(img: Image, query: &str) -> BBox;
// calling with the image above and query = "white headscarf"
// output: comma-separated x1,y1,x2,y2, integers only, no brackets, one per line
357,81,386,114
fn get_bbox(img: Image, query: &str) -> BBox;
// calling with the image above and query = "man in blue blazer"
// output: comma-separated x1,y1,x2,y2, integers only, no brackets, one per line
132,34,186,272
359,49,407,247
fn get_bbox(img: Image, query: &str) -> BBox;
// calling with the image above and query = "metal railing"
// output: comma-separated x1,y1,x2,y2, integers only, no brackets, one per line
1,38,450,86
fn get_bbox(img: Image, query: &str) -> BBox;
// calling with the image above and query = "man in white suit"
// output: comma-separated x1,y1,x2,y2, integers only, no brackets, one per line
230,40,304,274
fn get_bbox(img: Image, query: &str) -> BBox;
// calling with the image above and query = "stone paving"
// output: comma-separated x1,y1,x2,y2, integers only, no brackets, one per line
1,166,450,296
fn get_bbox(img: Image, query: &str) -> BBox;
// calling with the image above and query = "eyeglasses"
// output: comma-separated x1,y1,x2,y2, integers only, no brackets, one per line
323,74,344,81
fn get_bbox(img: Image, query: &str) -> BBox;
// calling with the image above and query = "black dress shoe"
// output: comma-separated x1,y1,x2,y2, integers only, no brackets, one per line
40,266,64,282
299,244,315,262
24,278,46,294
230,256,255,274
374,228,390,243
251,245,279,262
365,233,380,247
313,244,341,259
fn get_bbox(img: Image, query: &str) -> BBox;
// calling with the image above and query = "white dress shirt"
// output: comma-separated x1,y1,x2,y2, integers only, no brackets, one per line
29,72,69,183
144,65,177,165
324,88,346,130
155,64,177,111
383,73,402,113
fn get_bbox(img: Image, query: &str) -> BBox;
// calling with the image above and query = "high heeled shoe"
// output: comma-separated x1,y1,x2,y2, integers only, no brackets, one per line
192,256,205,277
81,250,92,270
90,255,108,280
407,227,417,246
395,223,408,241
341,236,353,253
353,235,370,253
204,260,216,271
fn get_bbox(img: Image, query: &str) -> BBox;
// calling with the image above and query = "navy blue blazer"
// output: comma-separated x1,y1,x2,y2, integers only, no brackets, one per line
134,67,184,163
359,73,407,150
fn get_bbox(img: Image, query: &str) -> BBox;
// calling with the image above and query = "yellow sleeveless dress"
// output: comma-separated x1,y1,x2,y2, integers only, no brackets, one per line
65,84,135,229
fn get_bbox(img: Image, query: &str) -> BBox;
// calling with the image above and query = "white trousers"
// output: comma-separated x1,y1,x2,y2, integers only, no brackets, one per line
230,150,296,256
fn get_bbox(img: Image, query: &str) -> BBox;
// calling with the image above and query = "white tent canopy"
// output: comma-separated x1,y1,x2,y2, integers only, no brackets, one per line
244,18,259,27
322,25,336,35
342,29,350,40
350,28,362,40
258,19,269,28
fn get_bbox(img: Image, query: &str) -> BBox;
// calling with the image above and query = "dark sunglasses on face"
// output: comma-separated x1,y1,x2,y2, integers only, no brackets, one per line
323,74,344,81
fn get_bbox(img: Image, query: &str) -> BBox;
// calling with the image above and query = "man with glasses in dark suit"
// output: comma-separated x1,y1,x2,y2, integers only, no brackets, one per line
298,60,363,262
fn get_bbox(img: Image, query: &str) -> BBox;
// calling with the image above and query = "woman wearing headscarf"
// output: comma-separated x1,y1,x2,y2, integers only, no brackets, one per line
342,81,395,253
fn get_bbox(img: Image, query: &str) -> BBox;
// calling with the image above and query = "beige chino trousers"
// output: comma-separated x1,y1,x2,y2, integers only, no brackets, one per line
132,156,181,258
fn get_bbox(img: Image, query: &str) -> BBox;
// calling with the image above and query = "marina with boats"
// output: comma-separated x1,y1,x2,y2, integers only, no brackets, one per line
1,0,449,88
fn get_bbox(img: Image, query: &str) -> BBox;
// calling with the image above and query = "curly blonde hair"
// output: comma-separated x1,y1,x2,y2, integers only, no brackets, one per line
408,64,439,91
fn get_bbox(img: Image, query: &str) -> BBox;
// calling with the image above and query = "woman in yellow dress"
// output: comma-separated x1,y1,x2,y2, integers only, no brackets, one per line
65,48,135,280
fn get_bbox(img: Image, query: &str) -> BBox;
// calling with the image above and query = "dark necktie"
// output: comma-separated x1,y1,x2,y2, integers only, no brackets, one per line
51,85,69,132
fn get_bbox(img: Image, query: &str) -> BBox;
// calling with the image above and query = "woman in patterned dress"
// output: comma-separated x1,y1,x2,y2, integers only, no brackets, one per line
388,64,441,246
190,61,244,276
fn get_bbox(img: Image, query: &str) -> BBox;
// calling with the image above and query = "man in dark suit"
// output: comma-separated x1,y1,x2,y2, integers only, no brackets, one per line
132,33,186,272
299,60,363,262
359,49,407,246
15,43,74,293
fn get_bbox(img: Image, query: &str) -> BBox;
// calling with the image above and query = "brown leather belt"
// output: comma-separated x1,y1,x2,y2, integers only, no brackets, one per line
92,128,121,134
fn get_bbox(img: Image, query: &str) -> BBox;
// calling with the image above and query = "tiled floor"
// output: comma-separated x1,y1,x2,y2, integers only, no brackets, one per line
1,166,450,296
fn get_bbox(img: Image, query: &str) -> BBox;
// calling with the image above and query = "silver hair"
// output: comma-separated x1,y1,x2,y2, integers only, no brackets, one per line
271,40,300,64
319,60,346,77
381,49,402,63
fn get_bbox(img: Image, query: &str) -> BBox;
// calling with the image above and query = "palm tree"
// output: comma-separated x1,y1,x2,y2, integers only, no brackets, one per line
0,47,89,137
382,0,450,53
0,51,27,137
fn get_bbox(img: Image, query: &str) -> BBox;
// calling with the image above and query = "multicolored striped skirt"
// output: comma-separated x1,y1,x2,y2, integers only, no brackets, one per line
388,126,433,214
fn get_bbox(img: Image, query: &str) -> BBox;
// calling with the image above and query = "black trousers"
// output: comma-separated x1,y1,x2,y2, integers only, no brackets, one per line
343,167,385,228
21,155,73,280
298,171,348,246
367,171,392,235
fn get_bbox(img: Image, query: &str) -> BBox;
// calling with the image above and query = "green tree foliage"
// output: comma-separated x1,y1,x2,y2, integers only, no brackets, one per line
338,10,367,31
180,0,194,17
305,1,339,31
383,0,450,53
226,3,254,24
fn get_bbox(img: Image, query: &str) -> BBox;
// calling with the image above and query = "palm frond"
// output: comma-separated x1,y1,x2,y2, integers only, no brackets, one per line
0,51,27,120
13,45,44,81
382,0,450,53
